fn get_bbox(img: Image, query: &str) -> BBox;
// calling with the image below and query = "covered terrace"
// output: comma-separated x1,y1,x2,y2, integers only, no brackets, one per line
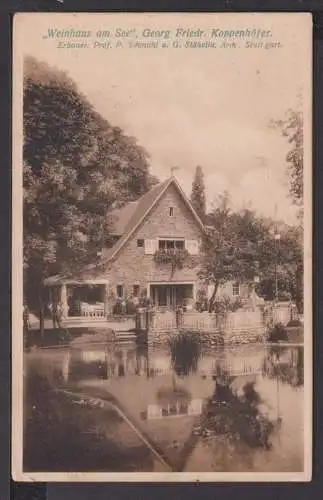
44,274,110,321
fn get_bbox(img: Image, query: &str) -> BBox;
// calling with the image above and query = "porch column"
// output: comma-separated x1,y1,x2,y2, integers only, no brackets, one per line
166,287,171,308
123,350,127,367
48,286,52,305
192,284,197,303
103,284,109,317
248,283,257,311
60,284,68,319
252,286,257,310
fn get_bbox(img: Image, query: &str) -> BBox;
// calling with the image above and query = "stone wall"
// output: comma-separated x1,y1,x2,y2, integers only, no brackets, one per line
148,308,266,346
263,301,296,326
223,327,266,345
286,326,304,344
147,328,264,348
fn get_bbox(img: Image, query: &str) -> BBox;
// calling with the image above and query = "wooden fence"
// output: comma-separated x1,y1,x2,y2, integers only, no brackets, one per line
148,302,298,334
149,308,265,335
263,302,298,326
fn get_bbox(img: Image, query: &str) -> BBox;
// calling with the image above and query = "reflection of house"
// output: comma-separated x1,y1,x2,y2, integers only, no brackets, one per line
64,344,266,383
35,343,289,470
59,343,215,467
43,175,259,320
263,346,303,386
146,399,203,420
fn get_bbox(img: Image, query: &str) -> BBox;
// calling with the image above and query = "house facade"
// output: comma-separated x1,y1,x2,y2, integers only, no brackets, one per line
103,176,205,309
44,175,254,319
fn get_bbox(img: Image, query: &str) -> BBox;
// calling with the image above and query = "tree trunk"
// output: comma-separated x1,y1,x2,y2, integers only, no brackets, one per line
295,261,303,314
39,306,44,340
208,282,219,313
172,372,178,392
38,290,45,341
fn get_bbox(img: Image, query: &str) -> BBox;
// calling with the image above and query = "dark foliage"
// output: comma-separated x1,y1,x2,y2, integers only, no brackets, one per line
194,380,275,451
169,332,202,376
23,56,158,323
267,323,288,343
190,165,206,221
201,193,303,312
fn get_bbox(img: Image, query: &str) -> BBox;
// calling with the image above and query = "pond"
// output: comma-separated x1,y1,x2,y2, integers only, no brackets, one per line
23,333,304,473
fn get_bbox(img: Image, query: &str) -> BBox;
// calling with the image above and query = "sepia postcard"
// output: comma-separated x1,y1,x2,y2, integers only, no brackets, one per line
12,12,312,482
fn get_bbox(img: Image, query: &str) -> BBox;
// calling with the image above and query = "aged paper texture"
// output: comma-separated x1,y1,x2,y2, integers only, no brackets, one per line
12,12,312,482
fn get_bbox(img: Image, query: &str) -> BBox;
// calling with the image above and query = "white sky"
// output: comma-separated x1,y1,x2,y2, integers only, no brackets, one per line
15,13,311,225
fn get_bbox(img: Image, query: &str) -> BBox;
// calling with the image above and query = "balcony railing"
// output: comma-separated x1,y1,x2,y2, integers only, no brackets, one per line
79,302,105,318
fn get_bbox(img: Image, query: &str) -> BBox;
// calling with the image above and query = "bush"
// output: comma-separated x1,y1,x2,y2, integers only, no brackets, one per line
125,299,137,315
112,299,125,315
57,329,72,344
153,249,189,276
24,328,72,348
267,323,288,343
286,319,303,327
195,289,208,312
112,298,138,315
138,296,152,308
211,296,243,313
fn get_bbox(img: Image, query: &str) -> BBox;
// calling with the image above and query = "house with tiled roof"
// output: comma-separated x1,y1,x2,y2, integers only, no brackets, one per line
45,175,209,319
44,174,257,321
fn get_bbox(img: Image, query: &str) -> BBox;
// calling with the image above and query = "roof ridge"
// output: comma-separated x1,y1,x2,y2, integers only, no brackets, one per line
104,176,206,263
45,176,205,283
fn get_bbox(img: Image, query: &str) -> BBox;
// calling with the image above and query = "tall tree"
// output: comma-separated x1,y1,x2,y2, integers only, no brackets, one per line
200,195,261,312
201,194,303,312
190,166,206,221
23,56,158,330
270,107,304,311
271,108,303,210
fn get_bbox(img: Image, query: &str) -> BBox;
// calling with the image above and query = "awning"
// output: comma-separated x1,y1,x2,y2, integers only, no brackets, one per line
44,275,109,286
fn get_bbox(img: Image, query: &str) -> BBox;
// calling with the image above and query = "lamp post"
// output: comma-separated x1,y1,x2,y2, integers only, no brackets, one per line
271,350,281,422
274,232,281,301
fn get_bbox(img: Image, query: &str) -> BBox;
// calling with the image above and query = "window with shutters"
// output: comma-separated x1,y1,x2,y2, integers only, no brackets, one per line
133,284,140,297
144,239,158,254
158,239,184,253
185,239,199,255
232,282,240,296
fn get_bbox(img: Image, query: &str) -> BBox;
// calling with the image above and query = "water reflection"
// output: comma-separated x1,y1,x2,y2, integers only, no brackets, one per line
263,346,304,387
24,336,304,473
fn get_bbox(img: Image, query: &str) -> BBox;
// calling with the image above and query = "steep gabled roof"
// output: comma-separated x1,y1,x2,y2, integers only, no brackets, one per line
44,176,205,284
108,180,169,236
108,201,139,235
104,175,205,262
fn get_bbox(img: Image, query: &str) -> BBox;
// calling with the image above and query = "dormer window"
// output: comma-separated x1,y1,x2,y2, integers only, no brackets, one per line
169,207,174,216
